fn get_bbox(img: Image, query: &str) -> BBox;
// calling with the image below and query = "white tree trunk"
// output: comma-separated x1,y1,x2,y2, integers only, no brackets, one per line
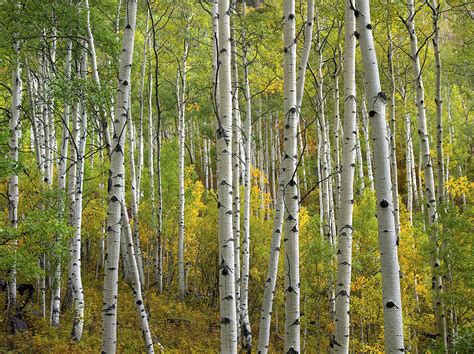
127,101,145,287
388,31,400,239
240,1,252,348
407,0,447,347
51,39,72,328
230,8,242,338
361,94,374,189
283,0,300,351
7,33,22,312
405,113,413,226
102,1,137,351
332,1,356,350
430,0,445,205
120,201,156,353
257,169,284,353
217,1,237,351
177,38,189,301
71,45,88,341
356,0,405,350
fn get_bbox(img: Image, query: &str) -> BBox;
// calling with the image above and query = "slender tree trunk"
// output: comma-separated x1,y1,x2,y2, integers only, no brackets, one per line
7,32,22,313
217,0,238,351
430,0,445,205
177,37,189,301
120,201,156,353
356,0,405,350
283,0,300,351
230,6,242,338
127,97,145,287
147,2,164,294
257,173,284,353
102,1,137,351
51,39,72,328
388,30,400,240
406,0,447,348
332,1,356,350
361,93,374,189
405,112,414,226
71,45,88,341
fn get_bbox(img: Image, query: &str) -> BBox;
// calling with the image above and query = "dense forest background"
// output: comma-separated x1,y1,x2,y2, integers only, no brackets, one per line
0,0,472,352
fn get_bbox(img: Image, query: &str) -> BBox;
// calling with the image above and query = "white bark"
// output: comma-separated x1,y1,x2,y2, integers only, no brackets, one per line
405,113,413,226
283,0,300,351
332,1,356,350
177,38,189,301
127,101,145,287
51,39,72,328
217,0,238,351
102,1,137,351
240,1,252,348
388,31,400,239
230,8,242,336
356,0,405,350
7,33,22,312
407,0,446,347
430,0,445,205
360,94,374,189
120,201,156,353
71,45,88,341
257,171,284,353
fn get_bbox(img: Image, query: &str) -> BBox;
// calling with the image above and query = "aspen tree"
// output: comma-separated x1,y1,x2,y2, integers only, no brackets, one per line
406,0,447,348
230,0,242,333
71,44,88,341
120,201,156,353
240,3,253,349
388,30,400,239
360,94,374,189
283,0,301,351
7,28,22,313
217,0,238,351
177,36,189,301
51,39,72,328
332,0,356,350
102,1,138,351
356,0,405,350
127,97,145,287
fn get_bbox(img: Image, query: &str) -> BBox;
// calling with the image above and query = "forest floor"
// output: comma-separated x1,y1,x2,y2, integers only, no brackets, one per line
1,269,222,353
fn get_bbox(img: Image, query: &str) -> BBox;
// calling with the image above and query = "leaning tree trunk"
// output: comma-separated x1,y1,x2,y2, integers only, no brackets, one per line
217,0,238,351
257,173,284,353
406,0,447,348
127,97,145,287
120,201,156,353
101,1,138,352
7,32,22,313
283,0,301,351
356,0,405,351
331,0,356,351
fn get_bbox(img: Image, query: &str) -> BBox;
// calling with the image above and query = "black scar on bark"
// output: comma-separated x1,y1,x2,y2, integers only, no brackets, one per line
220,317,231,325
369,110,376,117
136,300,142,305
385,301,399,309
354,31,359,39
366,23,372,30
288,14,295,20
380,199,389,208
287,347,299,354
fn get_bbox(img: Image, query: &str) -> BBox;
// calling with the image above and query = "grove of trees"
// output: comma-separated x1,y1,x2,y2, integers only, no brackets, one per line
0,0,472,352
